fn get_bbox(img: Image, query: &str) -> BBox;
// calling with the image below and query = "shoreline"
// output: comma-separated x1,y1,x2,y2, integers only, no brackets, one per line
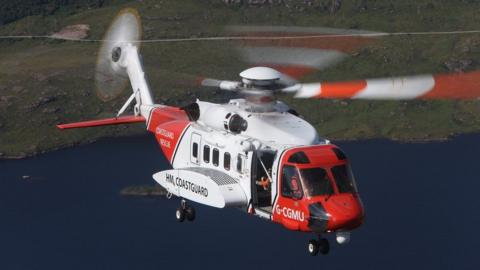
0,131,475,161
0,133,147,160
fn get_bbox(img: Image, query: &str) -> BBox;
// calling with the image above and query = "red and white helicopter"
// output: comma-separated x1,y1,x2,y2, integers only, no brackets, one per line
57,9,480,256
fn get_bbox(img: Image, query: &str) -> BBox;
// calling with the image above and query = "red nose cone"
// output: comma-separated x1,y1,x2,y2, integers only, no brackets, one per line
324,193,364,231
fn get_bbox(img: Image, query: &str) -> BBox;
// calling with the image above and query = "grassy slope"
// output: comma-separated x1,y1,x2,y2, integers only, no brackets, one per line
1,0,480,157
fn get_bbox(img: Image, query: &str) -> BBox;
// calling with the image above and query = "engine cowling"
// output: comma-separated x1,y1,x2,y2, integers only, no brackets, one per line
197,102,247,134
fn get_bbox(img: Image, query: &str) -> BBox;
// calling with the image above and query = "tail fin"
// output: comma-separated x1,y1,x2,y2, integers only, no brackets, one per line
95,8,154,118
57,44,155,130
57,9,156,130
111,43,155,118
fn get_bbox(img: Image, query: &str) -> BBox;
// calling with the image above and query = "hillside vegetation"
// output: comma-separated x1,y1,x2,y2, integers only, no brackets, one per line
1,0,480,158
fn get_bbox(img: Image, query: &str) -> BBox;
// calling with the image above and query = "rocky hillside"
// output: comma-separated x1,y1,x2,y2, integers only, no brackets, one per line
0,0,125,25
1,0,480,158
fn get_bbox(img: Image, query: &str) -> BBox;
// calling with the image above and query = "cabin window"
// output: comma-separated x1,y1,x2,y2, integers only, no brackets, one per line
192,142,198,159
281,165,303,200
203,145,210,163
224,152,231,170
236,155,243,172
212,148,219,166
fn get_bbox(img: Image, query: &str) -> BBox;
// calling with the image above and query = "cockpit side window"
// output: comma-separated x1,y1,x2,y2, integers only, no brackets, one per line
281,165,303,200
331,164,358,193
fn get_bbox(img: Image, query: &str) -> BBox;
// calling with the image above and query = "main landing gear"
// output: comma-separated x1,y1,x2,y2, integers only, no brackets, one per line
175,199,195,222
307,236,330,256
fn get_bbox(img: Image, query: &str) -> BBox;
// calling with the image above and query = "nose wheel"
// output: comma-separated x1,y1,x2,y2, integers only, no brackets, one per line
307,237,330,256
176,199,196,222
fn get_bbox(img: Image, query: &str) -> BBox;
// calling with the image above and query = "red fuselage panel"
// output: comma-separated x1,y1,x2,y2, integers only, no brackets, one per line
147,107,190,163
272,144,365,233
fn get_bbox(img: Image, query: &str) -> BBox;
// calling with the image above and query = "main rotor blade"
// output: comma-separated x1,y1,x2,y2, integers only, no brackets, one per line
198,77,240,91
200,78,223,87
228,25,382,79
292,71,480,100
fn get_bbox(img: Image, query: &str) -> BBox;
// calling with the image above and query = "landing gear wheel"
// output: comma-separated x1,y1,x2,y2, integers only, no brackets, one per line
308,239,319,256
318,238,330,255
175,207,185,222
185,206,196,221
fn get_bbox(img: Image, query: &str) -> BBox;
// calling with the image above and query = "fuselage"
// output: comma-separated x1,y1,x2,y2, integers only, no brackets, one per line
147,98,364,234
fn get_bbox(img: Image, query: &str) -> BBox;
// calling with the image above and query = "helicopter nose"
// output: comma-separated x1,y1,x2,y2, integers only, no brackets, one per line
324,193,365,231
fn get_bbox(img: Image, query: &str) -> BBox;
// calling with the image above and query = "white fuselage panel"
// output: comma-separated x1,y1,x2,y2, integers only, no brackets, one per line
197,100,321,147
165,99,327,210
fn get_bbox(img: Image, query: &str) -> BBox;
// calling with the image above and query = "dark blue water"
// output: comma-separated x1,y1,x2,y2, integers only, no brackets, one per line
1,134,479,270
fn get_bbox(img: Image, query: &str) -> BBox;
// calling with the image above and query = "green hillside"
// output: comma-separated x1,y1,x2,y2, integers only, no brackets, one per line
1,0,480,158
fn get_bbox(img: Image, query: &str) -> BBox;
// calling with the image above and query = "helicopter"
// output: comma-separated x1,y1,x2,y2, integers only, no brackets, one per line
57,8,480,256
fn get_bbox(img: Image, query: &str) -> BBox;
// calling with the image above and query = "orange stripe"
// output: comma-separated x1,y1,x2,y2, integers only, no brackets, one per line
422,71,480,99
317,80,367,98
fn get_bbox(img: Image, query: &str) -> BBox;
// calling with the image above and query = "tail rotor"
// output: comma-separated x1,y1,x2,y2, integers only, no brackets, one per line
95,8,142,102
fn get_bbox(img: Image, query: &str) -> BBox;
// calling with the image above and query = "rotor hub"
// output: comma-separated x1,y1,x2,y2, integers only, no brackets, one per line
111,47,122,62
239,67,281,87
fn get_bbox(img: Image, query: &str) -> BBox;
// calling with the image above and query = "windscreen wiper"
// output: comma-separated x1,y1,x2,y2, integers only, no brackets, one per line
325,191,334,202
